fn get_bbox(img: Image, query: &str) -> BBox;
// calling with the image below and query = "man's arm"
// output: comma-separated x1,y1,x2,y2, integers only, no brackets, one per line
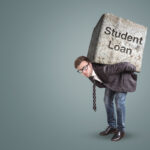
103,62,136,75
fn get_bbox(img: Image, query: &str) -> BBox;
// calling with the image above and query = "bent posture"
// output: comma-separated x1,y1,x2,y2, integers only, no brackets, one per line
74,56,137,141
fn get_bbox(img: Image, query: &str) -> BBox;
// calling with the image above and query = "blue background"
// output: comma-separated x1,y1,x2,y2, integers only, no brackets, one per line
0,0,150,149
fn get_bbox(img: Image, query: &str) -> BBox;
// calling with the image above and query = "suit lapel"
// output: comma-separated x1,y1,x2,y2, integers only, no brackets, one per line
91,63,108,83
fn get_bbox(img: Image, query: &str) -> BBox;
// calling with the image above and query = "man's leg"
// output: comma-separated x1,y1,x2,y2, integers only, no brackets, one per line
114,92,127,131
104,88,116,128
99,88,117,136
111,92,127,141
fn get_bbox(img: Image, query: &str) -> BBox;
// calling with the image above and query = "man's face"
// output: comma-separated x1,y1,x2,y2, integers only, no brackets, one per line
77,61,93,78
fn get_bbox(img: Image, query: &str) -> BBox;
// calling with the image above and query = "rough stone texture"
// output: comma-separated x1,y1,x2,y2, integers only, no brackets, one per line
87,13,147,72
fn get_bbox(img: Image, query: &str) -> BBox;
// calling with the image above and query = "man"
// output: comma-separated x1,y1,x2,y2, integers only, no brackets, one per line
74,56,137,141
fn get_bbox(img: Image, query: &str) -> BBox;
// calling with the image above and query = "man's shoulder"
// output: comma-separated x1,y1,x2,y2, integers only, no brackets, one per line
92,62,105,67
91,62,106,75
91,62,105,70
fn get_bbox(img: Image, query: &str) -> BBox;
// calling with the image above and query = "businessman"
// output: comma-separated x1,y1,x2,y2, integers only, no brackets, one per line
74,56,137,141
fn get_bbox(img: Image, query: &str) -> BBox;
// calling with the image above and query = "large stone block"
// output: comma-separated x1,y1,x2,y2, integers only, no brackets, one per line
87,13,147,72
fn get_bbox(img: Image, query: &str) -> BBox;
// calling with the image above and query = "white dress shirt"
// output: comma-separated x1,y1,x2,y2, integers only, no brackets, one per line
91,69,103,83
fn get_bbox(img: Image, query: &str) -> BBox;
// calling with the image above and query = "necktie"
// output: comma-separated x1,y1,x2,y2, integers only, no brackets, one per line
92,77,96,112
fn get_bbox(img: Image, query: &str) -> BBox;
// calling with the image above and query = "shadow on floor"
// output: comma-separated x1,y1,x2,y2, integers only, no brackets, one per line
84,130,140,141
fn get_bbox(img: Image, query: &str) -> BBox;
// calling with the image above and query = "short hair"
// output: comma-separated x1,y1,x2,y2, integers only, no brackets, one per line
74,56,91,69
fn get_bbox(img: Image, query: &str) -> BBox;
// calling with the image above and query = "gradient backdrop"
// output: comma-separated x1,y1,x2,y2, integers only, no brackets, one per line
0,0,150,150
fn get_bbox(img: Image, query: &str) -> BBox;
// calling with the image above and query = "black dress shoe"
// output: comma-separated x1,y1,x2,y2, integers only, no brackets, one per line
111,130,125,141
99,126,117,136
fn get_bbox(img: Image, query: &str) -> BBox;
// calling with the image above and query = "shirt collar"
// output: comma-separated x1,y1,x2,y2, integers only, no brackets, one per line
92,69,96,77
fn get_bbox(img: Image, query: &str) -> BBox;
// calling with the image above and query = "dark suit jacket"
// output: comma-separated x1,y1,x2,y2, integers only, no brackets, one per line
88,62,137,92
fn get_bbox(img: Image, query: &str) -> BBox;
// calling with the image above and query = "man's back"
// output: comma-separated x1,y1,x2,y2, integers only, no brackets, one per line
89,62,137,92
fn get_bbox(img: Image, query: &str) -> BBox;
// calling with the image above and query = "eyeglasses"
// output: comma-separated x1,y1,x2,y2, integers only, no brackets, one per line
77,63,89,73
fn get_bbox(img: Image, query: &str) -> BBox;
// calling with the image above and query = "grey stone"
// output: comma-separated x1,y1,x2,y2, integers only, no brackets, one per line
87,13,147,72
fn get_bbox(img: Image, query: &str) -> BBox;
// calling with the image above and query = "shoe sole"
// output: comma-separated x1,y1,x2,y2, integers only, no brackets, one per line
111,134,125,141
99,131,117,136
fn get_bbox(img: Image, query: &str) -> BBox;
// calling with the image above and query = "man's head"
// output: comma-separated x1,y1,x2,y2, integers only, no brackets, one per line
74,56,93,78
